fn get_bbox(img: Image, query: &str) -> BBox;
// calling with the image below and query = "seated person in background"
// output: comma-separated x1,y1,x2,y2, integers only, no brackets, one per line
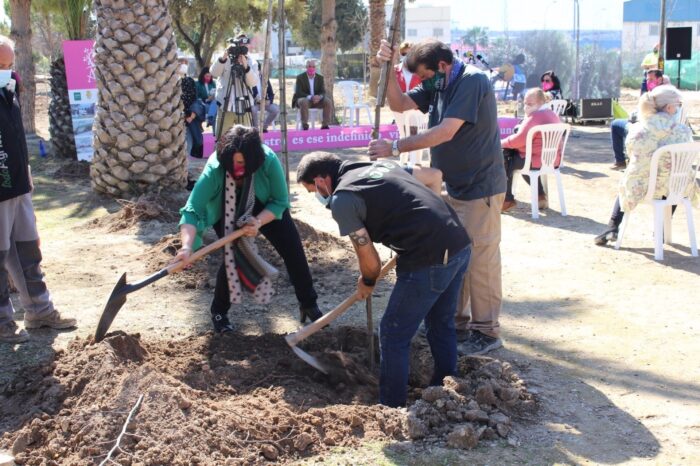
251,62,280,133
540,70,562,100
595,85,694,246
291,59,332,130
395,41,421,92
610,69,665,170
501,88,562,213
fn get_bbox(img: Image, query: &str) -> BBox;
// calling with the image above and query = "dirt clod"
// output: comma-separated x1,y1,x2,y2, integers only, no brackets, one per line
446,423,479,450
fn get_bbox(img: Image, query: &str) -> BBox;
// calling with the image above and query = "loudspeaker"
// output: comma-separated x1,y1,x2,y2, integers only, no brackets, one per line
666,27,692,60
578,98,612,120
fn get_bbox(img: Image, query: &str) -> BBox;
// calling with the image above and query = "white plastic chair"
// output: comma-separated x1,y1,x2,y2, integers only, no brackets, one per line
550,99,568,118
336,81,372,126
393,111,406,138
399,109,430,166
614,142,700,260
295,108,321,129
513,123,570,219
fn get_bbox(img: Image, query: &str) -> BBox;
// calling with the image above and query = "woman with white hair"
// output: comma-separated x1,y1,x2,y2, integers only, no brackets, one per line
595,85,694,245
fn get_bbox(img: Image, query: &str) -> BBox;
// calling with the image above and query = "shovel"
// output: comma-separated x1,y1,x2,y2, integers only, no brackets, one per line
285,256,397,373
95,229,246,342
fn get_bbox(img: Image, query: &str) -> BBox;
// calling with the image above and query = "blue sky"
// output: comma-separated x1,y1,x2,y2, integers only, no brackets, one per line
410,0,625,31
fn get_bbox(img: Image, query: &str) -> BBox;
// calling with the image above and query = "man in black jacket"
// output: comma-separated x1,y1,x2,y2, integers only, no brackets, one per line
0,36,76,344
297,152,471,408
292,60,332,130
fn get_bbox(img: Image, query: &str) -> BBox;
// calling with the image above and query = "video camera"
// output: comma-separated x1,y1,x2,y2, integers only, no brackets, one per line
227,36,250,61
226,36,250,77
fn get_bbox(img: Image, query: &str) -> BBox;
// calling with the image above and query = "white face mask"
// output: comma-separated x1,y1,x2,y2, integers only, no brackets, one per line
0,70,11,88
178,64,188,76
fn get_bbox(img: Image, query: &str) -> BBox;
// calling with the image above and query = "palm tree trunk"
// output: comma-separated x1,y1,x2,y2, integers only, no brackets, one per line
9,0,36,134
90,0,187,196
368,0,385,98
321,0,337,116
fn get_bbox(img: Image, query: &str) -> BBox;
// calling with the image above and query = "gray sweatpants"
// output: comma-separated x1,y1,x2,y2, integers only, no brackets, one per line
0,193,54,325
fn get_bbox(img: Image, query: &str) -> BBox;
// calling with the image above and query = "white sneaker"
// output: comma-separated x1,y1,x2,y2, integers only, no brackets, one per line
0,321,29,343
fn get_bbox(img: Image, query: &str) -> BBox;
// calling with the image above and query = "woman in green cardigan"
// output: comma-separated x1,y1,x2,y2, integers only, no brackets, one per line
175,126,322,332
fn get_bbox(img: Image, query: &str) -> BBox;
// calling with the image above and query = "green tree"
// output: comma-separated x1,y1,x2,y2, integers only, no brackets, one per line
462,26,489,54
170,0,306,71
297,0,367,52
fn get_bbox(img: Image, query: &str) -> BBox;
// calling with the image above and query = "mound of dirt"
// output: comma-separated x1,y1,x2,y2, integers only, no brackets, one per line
87,192,185,233
0,328,536,464
53,161,90,180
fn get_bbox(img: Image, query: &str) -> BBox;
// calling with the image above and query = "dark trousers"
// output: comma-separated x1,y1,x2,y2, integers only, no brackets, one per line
503,149,545,202
608,196,676,229
211,204,318,315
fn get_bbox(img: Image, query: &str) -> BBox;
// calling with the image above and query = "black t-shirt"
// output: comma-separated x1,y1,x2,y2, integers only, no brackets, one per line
331,160,469,271
409,63,506,201
0,88,30,202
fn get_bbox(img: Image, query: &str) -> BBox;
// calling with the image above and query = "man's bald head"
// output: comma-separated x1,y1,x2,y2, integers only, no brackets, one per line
0,36,15,70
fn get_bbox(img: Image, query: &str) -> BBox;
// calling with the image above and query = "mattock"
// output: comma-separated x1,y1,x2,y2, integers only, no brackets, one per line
285,257,396,373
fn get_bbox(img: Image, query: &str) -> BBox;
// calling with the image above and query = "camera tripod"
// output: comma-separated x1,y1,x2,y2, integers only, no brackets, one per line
215,57,254,140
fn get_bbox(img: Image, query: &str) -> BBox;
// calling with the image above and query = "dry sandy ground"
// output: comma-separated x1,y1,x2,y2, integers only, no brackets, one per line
1,88,699,464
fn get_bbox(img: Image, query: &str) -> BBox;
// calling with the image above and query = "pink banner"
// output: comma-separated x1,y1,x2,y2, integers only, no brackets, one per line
203,119,521,158
498,117,520,138
63,40,96,91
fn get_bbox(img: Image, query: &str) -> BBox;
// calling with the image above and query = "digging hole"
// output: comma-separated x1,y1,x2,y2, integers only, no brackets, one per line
0,328,537,464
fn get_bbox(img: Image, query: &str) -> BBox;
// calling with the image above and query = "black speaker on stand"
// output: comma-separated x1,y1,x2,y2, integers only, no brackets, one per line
666,27,693,88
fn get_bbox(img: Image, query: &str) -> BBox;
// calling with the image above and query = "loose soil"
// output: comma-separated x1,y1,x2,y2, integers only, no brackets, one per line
0,329,534,465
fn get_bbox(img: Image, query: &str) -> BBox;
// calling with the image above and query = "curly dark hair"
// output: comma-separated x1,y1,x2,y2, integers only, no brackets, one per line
217,125,266,177
405,39,454,73
198,66,211,83
296,151,343,187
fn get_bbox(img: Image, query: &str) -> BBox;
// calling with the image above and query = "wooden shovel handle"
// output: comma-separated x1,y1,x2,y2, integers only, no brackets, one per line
167,229,247,275
286,256,397,346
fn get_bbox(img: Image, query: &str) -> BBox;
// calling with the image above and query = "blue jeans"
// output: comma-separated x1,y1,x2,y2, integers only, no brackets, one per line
379,246,471,407
611,119,629,164
207,101,218,133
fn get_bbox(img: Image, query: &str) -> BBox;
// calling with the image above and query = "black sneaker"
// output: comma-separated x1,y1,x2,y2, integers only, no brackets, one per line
594,227,618,246
211,313,234,333
299,304,323,323
457,331,503,356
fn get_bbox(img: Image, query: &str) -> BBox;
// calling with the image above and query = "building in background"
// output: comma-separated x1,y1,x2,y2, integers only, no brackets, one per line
622,0,699,88
402,4,451,45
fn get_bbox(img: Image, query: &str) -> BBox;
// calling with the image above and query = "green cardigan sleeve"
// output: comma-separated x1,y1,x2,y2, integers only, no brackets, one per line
195,81,209,101
179,156,223,250
257,147,290,219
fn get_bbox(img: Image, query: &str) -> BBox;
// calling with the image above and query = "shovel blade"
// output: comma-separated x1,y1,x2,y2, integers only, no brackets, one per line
95,273,128,342
288,342,328,374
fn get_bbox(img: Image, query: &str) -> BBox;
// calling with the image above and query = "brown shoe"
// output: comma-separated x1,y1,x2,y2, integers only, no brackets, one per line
538,194,548,210
501,199,517,213
611,162,626,170
0,321,29,343
24,310,77,330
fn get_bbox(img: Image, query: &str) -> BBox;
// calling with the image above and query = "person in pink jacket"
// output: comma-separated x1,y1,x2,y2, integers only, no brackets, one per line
394,42,422,93
500,88,562,212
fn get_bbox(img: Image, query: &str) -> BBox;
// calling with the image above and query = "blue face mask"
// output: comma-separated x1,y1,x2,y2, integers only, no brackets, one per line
315,191,331,207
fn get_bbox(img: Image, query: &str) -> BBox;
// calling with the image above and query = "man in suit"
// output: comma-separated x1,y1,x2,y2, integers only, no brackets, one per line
292,59,332,130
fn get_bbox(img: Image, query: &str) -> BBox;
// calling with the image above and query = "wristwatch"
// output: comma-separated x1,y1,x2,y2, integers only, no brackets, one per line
362,277,376,287
391,140,400,157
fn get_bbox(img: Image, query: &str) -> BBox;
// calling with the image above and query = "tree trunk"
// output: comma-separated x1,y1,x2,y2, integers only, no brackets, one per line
368,0,385,98
91,0,187,196
9,0,36,134
320,0,337,115
48,58,77,159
